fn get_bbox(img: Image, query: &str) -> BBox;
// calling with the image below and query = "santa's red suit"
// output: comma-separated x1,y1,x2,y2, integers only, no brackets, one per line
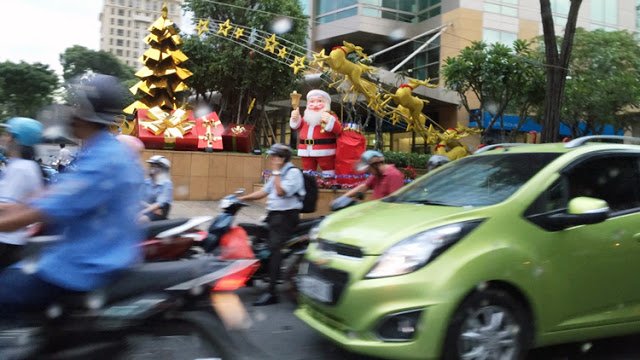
290,113,342,174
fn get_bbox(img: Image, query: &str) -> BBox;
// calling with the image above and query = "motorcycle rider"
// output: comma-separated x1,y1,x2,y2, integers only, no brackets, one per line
334,150,404,206
0,73,144,315
239,143,304,306
0,117,45,269
139,155,173,222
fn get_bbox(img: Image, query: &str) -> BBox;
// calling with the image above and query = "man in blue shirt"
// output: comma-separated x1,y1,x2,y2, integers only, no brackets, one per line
0,74,144,311
239,143,304,306
139,155,173,222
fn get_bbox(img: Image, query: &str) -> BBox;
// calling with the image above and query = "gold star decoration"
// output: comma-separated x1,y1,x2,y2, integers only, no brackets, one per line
196,19,210,35
277,46,288,59
233,27,245,40
217,19,232,37
264,34,279,54
289,55,306,74
311,49,327,67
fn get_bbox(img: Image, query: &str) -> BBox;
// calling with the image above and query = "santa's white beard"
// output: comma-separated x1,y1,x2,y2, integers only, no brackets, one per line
304,109,323,127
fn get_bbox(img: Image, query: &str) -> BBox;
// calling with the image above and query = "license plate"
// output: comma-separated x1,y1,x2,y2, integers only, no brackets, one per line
298,275,332,303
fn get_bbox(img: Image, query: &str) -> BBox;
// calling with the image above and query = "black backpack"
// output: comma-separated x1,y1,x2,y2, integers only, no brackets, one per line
284,167,318,213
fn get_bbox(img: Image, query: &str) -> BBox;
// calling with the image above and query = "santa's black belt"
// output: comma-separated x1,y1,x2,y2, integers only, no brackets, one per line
300,139,336,145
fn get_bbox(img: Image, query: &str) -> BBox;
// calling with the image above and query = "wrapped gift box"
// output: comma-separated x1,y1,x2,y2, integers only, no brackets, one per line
222,124,255,153
195,112,224,151
137,108,198,150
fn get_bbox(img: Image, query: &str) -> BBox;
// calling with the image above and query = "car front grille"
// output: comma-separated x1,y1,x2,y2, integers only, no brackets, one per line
317,239,363,258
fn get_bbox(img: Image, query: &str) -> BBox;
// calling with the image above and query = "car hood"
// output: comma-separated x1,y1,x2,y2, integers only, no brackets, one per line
319,200,483,255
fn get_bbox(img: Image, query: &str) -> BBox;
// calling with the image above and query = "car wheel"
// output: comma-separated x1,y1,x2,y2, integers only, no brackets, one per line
442,288,532,360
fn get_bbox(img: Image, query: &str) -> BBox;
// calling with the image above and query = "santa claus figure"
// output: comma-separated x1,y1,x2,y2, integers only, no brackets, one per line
290,89,342,175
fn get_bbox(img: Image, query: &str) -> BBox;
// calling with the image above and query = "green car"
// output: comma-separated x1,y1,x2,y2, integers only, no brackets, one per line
295,136,640,360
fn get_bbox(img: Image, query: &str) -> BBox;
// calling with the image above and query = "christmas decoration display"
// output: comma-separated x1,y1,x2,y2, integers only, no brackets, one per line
290,89,342,175
124,3,192,115
137,107,198,150
222,124,255,153
195,18,479,158
196,112,224,151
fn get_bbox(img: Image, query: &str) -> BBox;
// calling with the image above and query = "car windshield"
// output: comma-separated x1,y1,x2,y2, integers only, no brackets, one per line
388,153,562,207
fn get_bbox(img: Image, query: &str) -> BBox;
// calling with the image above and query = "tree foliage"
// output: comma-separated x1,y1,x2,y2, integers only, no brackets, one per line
442,40,545,141
60,45,135,82
561,28,640,137
0,61,59,120
182,0,307,124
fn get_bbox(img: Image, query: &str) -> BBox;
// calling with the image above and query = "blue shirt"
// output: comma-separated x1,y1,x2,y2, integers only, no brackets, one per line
142,177,173,207
263,162,304,211
30,131,144,291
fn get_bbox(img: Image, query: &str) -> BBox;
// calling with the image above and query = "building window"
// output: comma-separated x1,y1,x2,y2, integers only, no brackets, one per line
116,49,123,56
412,38,440,81
110,18,115,25
110,28,114,35
117,39,124,46
126,40,130,46
111,8,115,15
484,0,518,17
118,0,124,5
483,28,517,46
127,30,131,37
417,0,442,22
591,0,618,25
315,0,357,23
117,29,124,36
126,50,130,57
128,20,131,27
118,9,124,16
109,38,114,45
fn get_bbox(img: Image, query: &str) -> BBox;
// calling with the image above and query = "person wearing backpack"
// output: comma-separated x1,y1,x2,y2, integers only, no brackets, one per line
239,143,304,306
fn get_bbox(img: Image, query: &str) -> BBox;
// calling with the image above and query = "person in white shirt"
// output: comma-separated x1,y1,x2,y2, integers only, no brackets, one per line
57,143,72,171
0,117,44,268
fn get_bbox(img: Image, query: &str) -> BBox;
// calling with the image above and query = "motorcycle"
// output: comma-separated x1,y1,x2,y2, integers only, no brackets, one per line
141,215,213,261
0,233,260,360
236,193,363,300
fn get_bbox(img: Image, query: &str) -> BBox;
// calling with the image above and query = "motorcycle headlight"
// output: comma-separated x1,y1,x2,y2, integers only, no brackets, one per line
365,220,483,279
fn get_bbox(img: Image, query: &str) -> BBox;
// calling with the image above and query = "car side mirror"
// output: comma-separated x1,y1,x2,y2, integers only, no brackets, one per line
545,196,609,231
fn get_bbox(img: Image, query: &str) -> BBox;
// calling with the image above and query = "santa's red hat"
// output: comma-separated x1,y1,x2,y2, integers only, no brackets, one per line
306,89,331,106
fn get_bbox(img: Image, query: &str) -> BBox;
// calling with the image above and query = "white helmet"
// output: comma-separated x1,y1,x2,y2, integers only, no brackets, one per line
146,155,171,169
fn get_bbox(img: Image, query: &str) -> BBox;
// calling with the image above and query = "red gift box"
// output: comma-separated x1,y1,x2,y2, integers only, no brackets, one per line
136,108,198,150
196,112,224,151
222,124,255,153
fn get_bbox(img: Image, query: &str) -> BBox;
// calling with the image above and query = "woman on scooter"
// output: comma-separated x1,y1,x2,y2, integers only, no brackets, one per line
139,155,173,222
0,117,45,269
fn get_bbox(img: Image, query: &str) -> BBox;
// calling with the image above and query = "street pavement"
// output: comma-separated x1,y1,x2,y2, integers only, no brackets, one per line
172,201,640,360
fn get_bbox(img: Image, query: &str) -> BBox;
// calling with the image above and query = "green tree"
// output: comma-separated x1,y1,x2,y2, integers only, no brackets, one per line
561,28,640,137
539,0,583,142
60,45,135,82
443,40,544,142
183,0,307,124
0,61,59,120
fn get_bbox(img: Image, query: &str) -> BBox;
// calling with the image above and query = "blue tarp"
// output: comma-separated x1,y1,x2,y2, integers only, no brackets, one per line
468,110,623,136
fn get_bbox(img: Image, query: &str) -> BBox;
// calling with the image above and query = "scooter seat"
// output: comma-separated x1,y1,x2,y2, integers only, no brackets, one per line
144,218,190,238
57,257,229,310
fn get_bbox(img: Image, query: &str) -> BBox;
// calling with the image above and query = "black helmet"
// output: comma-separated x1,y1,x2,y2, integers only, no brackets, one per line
266,143,293,162
68,73,127,126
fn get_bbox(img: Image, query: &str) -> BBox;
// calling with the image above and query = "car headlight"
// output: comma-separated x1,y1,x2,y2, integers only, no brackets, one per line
365,220,483,279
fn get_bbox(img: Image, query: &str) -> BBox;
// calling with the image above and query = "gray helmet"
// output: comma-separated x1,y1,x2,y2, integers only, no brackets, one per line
146,155,171,169
266,143,292,162
68,73,127,126
427,155,449,171
356,150,384,172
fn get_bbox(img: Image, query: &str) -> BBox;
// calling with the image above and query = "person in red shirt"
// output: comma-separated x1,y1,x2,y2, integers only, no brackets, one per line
338,150,405,201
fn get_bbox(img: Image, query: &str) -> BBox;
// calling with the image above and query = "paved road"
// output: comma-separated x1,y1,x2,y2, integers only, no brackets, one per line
171,201,640,360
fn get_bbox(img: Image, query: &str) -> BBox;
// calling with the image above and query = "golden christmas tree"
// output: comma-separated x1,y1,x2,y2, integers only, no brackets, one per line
123,3,192,114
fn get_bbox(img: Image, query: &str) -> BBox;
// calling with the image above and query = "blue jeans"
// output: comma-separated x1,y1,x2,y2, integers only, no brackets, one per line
0,268,79,318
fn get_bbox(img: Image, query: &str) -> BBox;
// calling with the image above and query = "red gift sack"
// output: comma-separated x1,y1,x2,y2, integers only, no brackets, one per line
335,130,367,185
